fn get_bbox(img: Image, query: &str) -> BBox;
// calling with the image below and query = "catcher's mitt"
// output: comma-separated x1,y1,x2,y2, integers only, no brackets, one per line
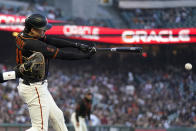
16,52,45,82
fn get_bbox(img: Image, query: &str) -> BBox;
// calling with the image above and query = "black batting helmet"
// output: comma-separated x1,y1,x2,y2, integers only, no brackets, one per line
25,14,52,31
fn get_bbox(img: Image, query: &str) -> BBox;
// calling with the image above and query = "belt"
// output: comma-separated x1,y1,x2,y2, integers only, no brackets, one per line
23,80,45,85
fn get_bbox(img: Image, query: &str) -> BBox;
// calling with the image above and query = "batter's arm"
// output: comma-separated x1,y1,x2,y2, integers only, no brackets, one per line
41,36,91,52
55,49,94,60
24,40,95,60
41,36,79,48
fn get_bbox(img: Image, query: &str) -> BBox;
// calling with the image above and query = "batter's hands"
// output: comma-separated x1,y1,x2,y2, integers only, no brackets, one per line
76,43,96,53
77,43,90,53
88,46,96,55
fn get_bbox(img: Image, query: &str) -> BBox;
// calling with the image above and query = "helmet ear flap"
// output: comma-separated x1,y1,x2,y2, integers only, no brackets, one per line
24,24,32,33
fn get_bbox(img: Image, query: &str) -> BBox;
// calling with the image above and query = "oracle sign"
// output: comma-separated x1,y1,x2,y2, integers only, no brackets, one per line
122,29,190,43
63,25,100,40
0,14,63,24
0,14,25,24
0,15,196,45
0,25,24,32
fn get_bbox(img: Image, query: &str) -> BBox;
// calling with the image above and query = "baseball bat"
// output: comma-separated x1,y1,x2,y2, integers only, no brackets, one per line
96,47,142,53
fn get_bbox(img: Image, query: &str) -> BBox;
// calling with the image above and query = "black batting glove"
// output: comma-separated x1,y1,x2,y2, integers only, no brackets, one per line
86,47,96,59
89,47,96,55
88,43,96,56
76,43,90,53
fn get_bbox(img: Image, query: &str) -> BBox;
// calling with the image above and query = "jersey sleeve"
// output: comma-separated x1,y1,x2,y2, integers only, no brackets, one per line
23,39,57,58
23,39,92,60
41,36,78,48
55,50,91,60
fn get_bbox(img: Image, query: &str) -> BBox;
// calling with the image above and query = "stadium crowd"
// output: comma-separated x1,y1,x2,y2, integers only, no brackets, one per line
0,1,113,27
0,1,62,19
121,7,196,29
0,60,196,128
1,1,196,28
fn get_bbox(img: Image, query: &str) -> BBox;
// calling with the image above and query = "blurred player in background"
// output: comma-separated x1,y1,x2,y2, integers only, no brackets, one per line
71,92,93,131
15,13,96,131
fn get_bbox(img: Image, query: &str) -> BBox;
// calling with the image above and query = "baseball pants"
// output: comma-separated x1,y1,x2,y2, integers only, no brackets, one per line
71,112,88,131
17,79,68,131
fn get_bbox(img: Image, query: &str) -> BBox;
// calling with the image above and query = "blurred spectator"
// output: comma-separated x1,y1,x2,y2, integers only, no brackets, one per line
47,10,56,20
1,0,196,28
0,2,113,27
121,7,196,29
0,2,61,19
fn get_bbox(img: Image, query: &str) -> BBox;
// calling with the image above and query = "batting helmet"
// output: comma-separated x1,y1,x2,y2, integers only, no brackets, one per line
25,14,52,30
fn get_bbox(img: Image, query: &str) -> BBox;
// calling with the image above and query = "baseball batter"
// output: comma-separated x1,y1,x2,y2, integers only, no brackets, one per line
15,14,96,131
71,92,93,131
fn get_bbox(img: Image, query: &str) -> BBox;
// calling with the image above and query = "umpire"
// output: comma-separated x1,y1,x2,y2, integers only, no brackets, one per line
16,14,96,131
71,92,93,131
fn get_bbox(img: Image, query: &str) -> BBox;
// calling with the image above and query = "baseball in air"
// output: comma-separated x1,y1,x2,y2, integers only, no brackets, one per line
185,63,192,70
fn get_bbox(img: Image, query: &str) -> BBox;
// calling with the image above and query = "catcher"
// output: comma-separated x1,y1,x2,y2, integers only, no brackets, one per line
15,13,96,131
